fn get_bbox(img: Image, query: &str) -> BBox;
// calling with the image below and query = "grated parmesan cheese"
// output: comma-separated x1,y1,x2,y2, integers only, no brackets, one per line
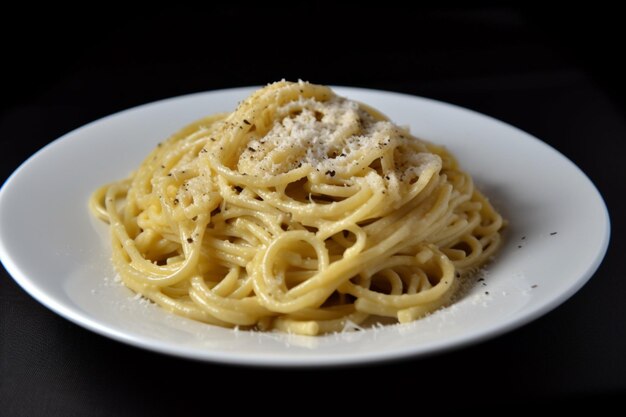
236,95,440,180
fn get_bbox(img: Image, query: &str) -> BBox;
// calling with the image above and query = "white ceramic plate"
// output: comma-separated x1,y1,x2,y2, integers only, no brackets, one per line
0,87,610,366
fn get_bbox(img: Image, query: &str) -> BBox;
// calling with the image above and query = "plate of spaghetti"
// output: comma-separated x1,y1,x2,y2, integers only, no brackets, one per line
0,81,609,366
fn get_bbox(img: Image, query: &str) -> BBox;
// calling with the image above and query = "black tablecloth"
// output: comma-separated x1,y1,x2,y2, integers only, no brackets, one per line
1,6,624,414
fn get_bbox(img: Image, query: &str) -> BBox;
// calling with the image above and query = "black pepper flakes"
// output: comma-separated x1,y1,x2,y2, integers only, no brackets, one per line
173,198,179,205
248,147,256,152
325,170,336,177
243,119,250,125
186,237,193,243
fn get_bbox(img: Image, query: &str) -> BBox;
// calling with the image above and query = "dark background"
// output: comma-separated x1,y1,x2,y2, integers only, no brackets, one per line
1,4,624,414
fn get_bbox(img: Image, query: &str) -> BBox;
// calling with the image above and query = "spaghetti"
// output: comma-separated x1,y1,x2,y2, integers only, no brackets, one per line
90,81,504,335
